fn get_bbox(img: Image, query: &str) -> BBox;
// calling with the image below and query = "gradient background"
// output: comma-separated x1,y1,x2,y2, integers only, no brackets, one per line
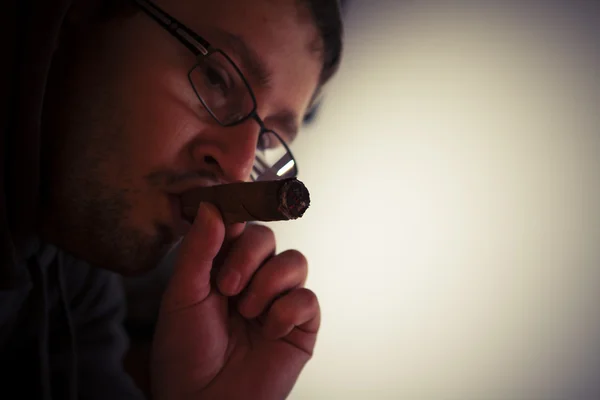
123,0,600,398
266,0,600,398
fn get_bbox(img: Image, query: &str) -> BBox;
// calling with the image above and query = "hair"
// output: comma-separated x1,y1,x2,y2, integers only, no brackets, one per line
97,0,343,87
300,0,344,86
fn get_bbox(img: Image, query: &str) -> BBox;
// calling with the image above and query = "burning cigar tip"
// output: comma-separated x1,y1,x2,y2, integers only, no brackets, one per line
278,178,310,220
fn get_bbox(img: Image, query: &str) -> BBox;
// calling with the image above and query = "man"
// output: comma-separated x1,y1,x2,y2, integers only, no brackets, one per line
0,0,342,398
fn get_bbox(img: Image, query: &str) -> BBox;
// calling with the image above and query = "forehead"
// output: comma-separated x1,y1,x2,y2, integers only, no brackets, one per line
155,0,323,106
160,0,317,41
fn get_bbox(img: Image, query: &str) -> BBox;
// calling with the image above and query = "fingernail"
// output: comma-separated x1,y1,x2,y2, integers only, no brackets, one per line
220,269,241,295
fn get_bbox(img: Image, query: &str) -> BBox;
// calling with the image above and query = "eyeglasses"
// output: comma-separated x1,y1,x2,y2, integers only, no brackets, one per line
133,0,298,181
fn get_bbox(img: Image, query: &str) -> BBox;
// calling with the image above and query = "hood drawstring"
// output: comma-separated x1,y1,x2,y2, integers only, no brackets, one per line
57,255,78,400
29,242,78,400
30,256,52,400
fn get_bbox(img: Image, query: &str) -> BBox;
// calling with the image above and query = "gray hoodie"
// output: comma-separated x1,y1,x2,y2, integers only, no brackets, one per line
1,0,143,398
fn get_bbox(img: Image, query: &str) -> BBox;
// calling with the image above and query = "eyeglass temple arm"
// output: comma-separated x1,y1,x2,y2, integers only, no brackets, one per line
132,0,212,57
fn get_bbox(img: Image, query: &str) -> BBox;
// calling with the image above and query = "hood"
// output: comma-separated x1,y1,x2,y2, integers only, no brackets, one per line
0,0,73,288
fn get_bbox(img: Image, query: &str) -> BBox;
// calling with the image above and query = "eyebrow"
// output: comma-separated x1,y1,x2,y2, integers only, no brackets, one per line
208,29,301,141
209,29,274,89
133,0,273,90
134,0,303,142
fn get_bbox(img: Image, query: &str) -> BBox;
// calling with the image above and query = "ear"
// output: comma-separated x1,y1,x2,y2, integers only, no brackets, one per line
65,0,135,28
64,0,106,26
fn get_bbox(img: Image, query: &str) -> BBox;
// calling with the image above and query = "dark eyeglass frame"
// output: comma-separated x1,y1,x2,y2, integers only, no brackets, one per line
132,0,299,180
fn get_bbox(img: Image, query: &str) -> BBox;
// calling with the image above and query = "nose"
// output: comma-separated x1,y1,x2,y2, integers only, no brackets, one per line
191,118,261,182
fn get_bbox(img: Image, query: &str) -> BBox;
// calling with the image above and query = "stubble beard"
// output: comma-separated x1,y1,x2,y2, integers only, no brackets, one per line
47,174,177,276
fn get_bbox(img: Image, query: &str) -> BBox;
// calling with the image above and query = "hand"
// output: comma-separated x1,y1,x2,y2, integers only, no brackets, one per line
151,203,320,400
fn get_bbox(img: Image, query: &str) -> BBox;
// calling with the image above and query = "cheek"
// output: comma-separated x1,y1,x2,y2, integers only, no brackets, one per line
113,64,202,177
97,17,203,177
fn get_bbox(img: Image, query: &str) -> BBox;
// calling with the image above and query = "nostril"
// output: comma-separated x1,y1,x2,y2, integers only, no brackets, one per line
204,155,218,165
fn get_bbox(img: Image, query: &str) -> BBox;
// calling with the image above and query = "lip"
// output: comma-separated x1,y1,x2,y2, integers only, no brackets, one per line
166,177,223,196
166,178,224,236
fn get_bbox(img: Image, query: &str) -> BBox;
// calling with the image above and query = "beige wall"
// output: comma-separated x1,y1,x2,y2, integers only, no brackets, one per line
268,1,600,398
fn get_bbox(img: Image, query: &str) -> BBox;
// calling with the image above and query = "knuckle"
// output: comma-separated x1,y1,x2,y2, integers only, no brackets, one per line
248,223,275,244
262,268,283,288
299,288,319,309
260,251,307,288
257,272,291,300
271,288,319,322
281,250,308,270
230,227,274,269
235,245,258,268
271,298,294,323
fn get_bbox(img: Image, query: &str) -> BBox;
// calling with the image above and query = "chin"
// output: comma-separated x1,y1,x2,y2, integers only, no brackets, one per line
77,222,177,276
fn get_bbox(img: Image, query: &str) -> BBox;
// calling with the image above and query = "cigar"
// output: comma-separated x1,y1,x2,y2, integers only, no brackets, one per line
180,178,310,224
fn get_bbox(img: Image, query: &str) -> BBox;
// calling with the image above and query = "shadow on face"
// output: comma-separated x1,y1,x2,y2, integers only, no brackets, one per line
40,0,324,274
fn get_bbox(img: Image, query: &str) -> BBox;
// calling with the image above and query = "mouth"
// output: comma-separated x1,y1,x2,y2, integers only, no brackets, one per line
166,178,223,234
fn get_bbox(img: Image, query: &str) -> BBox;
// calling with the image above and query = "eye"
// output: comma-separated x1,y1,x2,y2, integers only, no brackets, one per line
257,131,283,151
257,132,273,151
205,67,230,93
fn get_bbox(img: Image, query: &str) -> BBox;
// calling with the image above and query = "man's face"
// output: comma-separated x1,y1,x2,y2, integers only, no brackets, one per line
41,0,323,274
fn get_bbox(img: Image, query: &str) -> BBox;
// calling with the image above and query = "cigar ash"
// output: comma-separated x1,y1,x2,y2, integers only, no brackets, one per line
278,179,310,220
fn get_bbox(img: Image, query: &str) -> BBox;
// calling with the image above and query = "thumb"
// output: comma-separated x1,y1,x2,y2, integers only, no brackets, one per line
161,202,225,312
